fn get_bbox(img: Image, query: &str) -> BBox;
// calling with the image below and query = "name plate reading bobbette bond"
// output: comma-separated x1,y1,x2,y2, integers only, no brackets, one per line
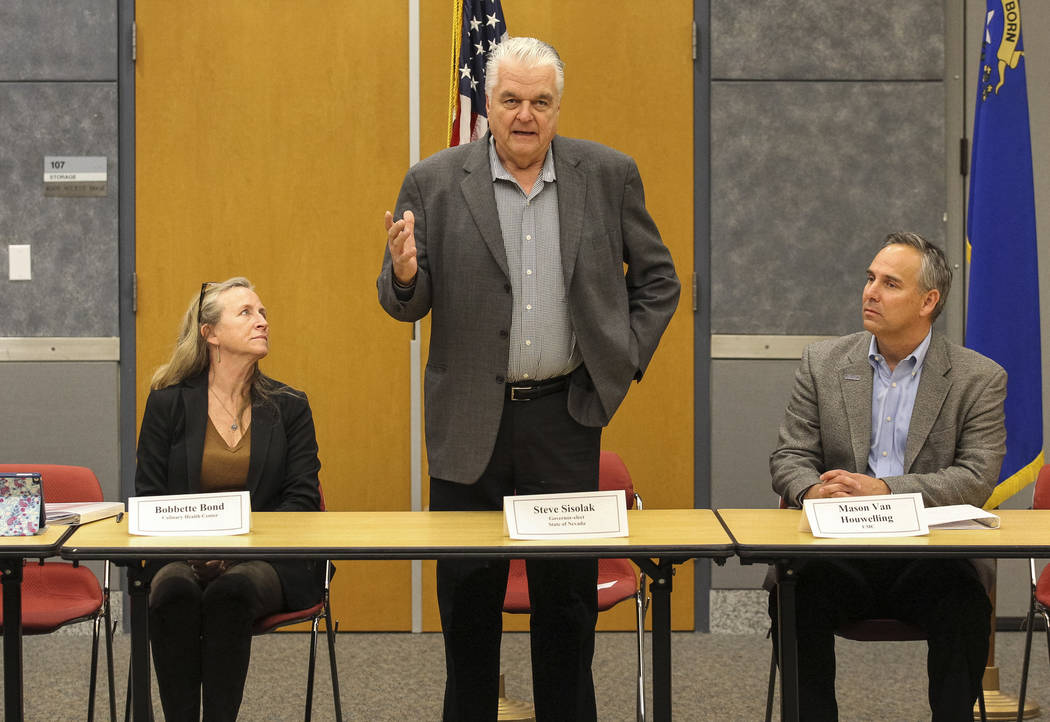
128,491,252,537
802,493,928,539
504,490,629,540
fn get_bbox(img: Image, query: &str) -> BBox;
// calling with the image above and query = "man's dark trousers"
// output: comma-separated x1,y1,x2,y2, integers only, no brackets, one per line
431,383,601,722
769,557,992,721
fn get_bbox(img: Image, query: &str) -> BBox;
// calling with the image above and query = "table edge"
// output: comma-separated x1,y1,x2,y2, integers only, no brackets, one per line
0,525,76,558
61,542,735,562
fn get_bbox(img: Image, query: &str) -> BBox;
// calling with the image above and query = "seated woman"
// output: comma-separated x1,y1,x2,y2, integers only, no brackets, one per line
135,277,323,721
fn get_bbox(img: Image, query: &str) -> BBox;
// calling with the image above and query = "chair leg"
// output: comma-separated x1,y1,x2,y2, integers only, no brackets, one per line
324,601,343,722
304,615,320,721
1017,597,1036,722
634,580,647,722
123,658,132,722
88,611,102,722
765,642,777,722
105,609,117,721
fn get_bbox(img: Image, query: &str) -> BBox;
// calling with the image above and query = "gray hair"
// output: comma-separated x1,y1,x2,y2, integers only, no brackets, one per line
485,36,565,99
881,232,952,321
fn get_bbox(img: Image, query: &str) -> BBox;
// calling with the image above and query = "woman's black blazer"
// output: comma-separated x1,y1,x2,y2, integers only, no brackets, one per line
135,371,324,610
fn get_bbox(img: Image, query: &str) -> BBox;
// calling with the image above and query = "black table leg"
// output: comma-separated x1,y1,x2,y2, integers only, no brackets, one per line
1,560,24,722
776,561,799,722
633,558,676,722
126,564,153,721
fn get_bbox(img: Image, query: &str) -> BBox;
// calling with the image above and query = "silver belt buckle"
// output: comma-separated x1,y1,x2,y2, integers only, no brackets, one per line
510,386,532,401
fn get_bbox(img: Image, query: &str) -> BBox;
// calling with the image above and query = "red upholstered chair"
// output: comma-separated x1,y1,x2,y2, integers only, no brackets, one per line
503,451,649,721
250,483,342,722
765,496,988,722
1016,464,1050,720
0,464,115,721
121,484,343,721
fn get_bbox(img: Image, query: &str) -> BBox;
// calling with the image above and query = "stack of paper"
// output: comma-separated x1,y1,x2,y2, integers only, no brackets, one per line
46,501,125,525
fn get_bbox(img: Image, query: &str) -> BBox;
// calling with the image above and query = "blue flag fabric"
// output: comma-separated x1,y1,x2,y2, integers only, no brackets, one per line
966,0,1043,508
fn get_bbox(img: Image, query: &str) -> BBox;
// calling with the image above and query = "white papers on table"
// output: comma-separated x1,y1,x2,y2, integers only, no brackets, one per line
46,501,125,525
924,504,1000,530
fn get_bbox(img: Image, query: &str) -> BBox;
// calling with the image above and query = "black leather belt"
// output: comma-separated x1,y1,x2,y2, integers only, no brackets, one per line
506,375,569,401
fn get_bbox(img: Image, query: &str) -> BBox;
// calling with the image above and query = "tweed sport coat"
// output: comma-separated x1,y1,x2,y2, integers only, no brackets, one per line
378,134,680,484
771,331,1007,509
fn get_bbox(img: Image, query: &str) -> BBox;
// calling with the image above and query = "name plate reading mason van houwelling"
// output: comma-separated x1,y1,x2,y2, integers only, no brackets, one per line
128,491,251,537
801,493,928,539
504,490,628,540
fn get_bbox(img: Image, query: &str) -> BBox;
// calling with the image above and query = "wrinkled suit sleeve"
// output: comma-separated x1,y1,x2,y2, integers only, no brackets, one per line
622,158,680,381
769,345,825,506
377,170,433,322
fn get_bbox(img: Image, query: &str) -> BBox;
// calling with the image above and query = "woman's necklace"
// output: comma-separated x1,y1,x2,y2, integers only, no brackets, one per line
209,388,242,431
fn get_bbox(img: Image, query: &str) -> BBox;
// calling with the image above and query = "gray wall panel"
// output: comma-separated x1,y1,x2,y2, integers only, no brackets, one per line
710,80,945,336
0,82,118,336
711,358,797,588
0,0,116,81
0,362,120,502
711,0,943,80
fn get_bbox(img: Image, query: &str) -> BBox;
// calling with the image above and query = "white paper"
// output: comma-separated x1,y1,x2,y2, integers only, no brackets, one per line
923,504,1000,530
46,501,124,525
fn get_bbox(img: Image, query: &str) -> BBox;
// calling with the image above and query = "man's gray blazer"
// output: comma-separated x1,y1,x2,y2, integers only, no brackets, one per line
378,135,680,484
771,331,1007,508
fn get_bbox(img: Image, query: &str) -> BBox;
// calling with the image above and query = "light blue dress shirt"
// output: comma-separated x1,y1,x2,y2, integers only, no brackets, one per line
488,137,581,382
866,329,932,478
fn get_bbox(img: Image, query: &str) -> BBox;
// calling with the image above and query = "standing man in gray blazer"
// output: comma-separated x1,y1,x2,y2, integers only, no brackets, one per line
769,232,1006,721
378,36,679,721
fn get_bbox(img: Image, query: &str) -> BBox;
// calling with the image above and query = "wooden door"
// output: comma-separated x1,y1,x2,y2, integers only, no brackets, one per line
137,0,695,632
135,0,414,629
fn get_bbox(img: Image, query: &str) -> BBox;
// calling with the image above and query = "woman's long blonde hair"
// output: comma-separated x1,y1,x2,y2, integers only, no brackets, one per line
150,278,272,399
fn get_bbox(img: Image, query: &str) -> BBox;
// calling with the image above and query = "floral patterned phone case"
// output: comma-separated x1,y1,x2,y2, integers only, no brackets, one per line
0,472,45,536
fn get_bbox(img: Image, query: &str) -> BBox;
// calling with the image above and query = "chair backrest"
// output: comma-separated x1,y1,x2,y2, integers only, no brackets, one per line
0,464,102,503
1033,465,1050,510
598,451,635,509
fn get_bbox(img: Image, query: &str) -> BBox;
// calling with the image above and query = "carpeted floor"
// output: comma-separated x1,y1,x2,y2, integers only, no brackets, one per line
7,628,1050,720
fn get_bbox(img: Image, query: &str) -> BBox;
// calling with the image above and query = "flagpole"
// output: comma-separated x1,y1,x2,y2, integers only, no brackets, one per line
408,0,423,635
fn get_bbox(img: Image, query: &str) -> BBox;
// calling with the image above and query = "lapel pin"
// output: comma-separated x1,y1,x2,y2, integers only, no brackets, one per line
844,374,862,381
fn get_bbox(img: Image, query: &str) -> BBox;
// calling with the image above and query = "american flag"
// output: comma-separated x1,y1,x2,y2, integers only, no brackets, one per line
448,0,507,147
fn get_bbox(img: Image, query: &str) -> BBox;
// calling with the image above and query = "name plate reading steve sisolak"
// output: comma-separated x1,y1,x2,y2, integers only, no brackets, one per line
128,491,251,537
504,490,628,540
801,493,928,538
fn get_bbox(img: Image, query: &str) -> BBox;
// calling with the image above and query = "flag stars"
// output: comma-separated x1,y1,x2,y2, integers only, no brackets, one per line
486,13,500,28
460,63,472,80
469,16,482,32
475,41,485,55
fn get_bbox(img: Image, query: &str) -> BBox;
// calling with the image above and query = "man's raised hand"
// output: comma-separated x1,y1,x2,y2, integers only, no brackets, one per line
385,209,418,285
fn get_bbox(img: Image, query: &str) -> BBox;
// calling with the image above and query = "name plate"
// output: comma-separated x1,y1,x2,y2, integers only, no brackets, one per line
504,490,628,540
44,156,107,196
802,493,928,538
128,491,251,536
